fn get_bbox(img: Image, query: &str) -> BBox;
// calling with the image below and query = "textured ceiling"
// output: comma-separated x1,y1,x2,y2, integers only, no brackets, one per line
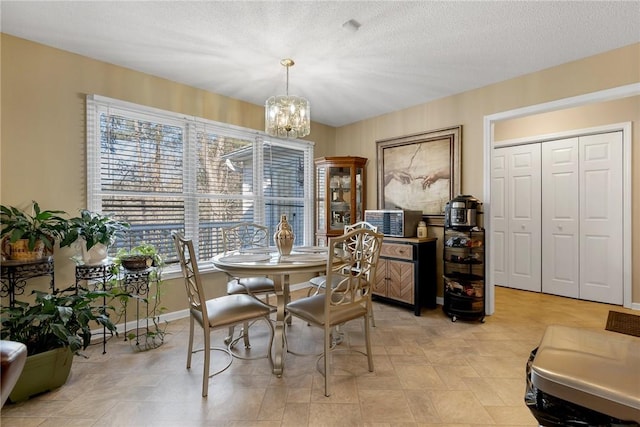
2,1,639,127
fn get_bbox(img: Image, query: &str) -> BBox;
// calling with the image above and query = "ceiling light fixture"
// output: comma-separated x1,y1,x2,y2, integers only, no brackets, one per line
265,58,310,139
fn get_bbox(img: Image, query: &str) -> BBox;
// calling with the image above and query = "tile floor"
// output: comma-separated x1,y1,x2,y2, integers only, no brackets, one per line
1,286,635,426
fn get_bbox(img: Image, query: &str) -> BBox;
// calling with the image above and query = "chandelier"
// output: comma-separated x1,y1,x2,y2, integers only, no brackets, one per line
265,58,310,138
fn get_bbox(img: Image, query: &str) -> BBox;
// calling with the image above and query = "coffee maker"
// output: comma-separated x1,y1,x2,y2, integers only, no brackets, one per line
445,195,481,228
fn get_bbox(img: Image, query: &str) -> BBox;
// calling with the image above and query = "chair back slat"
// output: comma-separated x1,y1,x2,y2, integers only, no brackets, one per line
326,228,383,310
172,232,208,320
222,222,270,252
343,221,378,234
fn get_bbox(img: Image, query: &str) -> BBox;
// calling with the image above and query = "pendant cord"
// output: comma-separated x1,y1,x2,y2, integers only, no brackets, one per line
285,65,290,97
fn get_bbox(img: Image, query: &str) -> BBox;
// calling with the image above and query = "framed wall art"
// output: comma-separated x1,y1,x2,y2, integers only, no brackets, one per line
376,125,461,224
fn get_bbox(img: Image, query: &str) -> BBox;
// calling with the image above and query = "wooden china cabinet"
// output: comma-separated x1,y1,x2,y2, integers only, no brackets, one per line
314,156,367,246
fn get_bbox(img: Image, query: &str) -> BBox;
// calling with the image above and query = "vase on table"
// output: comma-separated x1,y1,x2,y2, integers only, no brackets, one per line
274,214,295,256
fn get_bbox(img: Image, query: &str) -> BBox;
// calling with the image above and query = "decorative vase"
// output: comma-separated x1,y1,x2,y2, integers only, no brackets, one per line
274,214,295,256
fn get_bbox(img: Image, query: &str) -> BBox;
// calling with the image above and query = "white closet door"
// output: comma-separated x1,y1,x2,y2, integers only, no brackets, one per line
492,145,541,292
579,132,623,304
490,150,507,287
508,144,541,292
542,138,579,298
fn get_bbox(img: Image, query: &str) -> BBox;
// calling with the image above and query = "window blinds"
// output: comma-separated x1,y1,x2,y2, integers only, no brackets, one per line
86,95,314,265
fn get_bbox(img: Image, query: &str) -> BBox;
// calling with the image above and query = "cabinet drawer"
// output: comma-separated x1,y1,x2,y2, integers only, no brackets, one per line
381,243,414,260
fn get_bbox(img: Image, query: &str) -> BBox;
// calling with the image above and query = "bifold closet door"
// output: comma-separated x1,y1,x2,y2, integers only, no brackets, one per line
491,144,541,292
494,131,623,303
541,132,623,304
579,132,623,305
542,138,579,298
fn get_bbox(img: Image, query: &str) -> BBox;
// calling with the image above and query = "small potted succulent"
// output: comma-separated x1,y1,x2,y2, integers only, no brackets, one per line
0,201,69,261
60,209,130,264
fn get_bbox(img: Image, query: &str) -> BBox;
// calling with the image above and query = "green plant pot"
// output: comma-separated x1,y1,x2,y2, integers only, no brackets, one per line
8,347,73,403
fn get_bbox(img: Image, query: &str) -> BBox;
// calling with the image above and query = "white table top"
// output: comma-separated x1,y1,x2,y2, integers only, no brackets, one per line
211,246,330,276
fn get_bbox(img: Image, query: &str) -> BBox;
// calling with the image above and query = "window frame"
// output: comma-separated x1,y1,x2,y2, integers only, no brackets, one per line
86,94,315,274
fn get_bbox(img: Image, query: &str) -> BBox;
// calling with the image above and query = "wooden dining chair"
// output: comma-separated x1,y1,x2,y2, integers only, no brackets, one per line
308,221,379,326
172,232,274,397
221,223,276,352
285,227,383,396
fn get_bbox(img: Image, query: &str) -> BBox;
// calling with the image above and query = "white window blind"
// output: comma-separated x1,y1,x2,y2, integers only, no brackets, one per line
86,95,314,267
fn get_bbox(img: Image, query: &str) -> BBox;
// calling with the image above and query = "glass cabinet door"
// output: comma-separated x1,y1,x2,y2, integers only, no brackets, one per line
316,166,326,234
355,167,363,223
315,157,367,245
328,166,352,232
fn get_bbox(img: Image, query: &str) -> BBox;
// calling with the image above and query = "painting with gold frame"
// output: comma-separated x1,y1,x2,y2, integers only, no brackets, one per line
376,126,461,224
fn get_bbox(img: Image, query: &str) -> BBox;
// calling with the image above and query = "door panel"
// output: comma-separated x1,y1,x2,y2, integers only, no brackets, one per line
579,132,623,304
388,260,414,304
491,229,506,283
512,231,534,277
507,145,541,292
542,138,579,298
490,151,507,286
373,259,388,296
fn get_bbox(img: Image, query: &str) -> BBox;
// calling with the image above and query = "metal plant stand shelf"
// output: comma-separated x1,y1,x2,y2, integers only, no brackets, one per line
1,257,55,307
119,267,158,348
75,259,116,353
75,261,163,352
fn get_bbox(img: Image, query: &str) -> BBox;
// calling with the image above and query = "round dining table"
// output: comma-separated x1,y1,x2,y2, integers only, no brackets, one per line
211,247,329,376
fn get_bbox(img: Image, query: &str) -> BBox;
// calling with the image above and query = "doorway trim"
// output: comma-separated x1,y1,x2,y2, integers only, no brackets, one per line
483,83,639,314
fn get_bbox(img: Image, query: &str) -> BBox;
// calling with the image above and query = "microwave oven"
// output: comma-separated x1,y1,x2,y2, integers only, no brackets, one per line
364,209,423,237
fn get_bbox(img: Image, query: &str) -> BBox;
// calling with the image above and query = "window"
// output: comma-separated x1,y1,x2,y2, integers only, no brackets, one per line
86,95,314,268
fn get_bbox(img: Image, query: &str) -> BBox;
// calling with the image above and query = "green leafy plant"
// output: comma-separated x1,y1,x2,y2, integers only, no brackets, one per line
60,209,130,251
0,201,69,252
115,243,163,270
0,287,118,356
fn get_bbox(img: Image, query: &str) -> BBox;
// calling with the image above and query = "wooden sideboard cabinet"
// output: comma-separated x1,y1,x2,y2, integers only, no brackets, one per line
373,237,437,316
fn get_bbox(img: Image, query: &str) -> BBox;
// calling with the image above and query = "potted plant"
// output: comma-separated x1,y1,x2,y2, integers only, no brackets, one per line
0,287,118,402
0,201,69,261
115,243,162,271
60,209,130,264
113,244,167,350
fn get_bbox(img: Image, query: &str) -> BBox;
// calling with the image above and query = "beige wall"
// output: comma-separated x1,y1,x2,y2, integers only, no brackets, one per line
334,43,639,304
1,34,638,310
0,34,335,313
